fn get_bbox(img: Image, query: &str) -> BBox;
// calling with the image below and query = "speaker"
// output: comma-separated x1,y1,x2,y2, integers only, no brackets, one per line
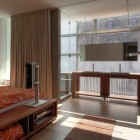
25,63,32,88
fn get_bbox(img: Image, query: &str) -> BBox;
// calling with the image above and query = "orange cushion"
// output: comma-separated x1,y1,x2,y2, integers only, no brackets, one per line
0,123,24,140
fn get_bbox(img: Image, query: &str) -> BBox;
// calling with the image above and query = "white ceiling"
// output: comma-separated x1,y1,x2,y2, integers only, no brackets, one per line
61,0,140,21
0,0,140,20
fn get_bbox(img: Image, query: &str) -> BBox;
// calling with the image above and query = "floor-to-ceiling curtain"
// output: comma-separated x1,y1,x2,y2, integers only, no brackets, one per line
10,9,52,98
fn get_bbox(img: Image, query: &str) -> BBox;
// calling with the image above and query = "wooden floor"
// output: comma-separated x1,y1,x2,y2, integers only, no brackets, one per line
30,96,140,140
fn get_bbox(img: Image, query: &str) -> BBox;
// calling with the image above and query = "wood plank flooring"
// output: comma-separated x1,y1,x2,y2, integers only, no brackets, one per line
29,96,140,140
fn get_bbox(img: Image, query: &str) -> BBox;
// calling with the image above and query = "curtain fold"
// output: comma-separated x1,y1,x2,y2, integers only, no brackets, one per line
10,9,52,98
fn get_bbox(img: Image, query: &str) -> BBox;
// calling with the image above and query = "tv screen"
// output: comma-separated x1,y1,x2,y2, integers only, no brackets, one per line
25,63,32,88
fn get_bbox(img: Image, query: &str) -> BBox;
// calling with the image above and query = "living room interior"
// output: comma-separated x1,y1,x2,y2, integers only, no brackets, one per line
0,0,140,140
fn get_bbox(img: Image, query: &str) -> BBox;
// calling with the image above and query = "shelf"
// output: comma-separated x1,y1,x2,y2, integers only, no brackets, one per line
76,91,100,97
109,94,137,101
34,109,52,121
0,99,57,140
34,116,53,125
32,104,55,130
34,116,53,129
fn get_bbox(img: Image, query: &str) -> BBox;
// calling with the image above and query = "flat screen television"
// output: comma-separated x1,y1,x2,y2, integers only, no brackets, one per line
25,63,32,88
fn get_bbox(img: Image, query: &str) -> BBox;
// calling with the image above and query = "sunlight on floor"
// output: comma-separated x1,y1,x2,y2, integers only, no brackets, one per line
58,104,63,107
58,110,140,140
58,109,85,116
61,117,81,128
112,120,140,140
52,114,64,123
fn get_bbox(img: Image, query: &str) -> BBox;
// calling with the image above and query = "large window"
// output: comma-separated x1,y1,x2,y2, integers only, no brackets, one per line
60,12,77,97
77,14,140,32
78,32,137,45
0,17,11,85
97,14,140,30
77,14,140,73
61,36,77,72
76,14,140,97
60,12,140,99
97,16,128,30
77,20,94,33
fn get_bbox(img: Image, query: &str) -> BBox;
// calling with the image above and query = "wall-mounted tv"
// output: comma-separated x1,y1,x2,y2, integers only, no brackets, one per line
25,63,32,88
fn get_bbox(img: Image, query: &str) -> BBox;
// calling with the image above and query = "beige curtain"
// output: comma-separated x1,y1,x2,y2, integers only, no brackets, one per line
10,9,52,98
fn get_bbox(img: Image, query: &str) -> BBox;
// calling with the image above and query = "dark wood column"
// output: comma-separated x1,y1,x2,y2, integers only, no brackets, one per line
51,9,61,100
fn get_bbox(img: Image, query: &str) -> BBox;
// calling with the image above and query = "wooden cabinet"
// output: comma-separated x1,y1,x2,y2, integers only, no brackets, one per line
0,99,57,139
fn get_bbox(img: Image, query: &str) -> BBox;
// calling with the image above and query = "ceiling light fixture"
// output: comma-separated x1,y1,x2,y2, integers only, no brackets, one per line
59,0,96,8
